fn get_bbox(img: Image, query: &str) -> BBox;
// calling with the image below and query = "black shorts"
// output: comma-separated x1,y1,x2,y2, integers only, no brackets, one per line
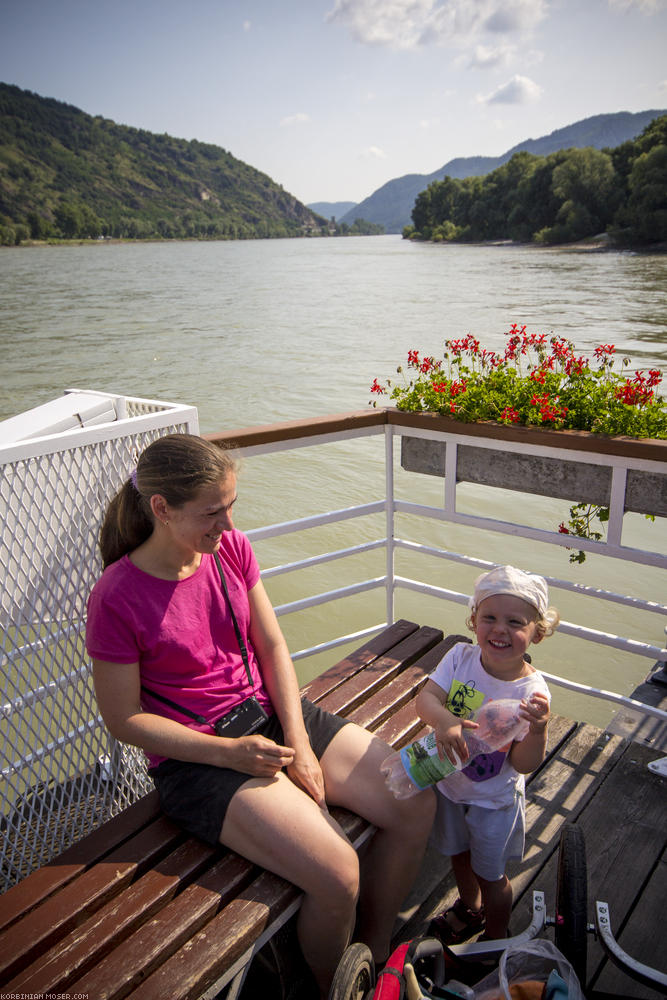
149,698,350,845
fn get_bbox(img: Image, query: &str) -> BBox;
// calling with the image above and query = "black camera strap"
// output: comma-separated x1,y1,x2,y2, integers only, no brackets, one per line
213,551,255,690
141,551,255,725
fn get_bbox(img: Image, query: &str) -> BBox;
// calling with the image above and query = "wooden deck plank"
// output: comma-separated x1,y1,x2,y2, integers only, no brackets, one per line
592,845,667,999
577,741,666,998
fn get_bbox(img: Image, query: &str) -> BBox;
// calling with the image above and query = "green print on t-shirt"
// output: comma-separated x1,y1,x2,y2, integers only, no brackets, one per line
446,678,485,718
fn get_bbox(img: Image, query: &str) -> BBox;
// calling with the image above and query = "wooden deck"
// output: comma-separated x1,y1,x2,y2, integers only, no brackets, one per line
1,621,665,1000
398,707,666,999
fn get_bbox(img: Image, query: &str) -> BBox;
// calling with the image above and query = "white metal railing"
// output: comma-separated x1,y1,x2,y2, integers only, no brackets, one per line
231,415,667,714
1,404,665,892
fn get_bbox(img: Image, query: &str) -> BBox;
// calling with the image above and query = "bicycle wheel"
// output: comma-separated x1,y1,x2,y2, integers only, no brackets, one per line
555,823,588,986
328,943,376,1000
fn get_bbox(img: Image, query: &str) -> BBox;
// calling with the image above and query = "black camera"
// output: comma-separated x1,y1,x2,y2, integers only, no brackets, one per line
213,696,269,739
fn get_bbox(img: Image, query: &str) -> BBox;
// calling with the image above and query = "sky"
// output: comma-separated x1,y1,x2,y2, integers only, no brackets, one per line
2,0,667,206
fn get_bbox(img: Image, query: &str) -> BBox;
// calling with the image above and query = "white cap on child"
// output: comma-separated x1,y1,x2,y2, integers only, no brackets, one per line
469,565,549,617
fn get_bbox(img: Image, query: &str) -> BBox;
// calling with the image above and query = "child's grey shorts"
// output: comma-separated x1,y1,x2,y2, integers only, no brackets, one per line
430,790,525,881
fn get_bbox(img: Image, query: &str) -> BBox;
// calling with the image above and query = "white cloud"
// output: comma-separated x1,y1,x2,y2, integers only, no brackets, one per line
659,79,667,91
280,113,311,127
360,145,387,159
478,74,543,104
326,0,548,50
242,20,251,31
608,0,665,12
468,43,514,68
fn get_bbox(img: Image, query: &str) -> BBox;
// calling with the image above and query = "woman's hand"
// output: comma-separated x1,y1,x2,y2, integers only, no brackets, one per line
435,718,479,766
287,744,327,809
221,734,295,777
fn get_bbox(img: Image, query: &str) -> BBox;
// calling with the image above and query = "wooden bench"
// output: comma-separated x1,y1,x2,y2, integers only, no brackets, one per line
0,619,459,1000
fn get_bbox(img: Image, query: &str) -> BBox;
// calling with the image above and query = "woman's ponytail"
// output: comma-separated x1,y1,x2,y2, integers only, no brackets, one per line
99,478,153,568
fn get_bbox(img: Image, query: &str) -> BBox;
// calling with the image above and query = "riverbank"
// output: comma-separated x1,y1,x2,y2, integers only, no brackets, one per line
403,232,667,253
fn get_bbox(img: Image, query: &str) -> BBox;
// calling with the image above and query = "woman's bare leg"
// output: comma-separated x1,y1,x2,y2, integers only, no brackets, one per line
221,771,359,997
320,724,436,963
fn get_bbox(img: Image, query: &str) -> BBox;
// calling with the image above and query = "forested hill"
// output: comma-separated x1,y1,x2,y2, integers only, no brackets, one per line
342,109,667,233
0,82,326,242
407,113,667,247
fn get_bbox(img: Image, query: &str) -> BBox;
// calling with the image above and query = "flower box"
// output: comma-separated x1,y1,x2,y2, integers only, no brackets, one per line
394,411,667,517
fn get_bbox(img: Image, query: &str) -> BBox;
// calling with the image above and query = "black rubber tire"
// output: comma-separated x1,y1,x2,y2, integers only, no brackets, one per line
555,823,588,987
328,943,376,1000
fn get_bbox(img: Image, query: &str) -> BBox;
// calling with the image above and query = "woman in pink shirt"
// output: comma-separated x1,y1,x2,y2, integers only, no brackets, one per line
86,433,434,999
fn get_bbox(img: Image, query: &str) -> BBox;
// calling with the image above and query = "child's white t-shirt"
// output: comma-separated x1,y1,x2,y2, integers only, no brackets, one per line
429,642,551,809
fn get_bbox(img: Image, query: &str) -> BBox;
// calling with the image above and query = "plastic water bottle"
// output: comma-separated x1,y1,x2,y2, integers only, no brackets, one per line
381,698,530,798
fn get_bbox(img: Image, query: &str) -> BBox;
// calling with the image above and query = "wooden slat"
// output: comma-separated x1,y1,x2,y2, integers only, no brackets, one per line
318,626,443,717
125,809,368,1000
128,870,301,1000
69,852,255,1000
0,790,162,932
0,815,180,982
348,635,470,732
301,619,420,703
8,838,217,995
348,661,430,731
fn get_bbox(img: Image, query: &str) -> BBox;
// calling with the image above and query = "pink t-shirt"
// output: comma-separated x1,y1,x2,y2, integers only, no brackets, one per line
86,529,271,768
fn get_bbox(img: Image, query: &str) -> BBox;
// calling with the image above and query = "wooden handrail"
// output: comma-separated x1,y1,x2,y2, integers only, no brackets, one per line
204,407,667,463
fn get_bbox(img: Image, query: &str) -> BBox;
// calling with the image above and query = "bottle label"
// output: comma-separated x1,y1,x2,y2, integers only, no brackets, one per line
399,731,458,789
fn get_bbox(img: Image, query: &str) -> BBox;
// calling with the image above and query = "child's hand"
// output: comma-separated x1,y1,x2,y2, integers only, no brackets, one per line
435,718,479,765
520,692,550,734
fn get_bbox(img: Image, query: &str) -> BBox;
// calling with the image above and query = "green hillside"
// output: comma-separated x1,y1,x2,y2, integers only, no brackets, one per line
0,82,327,243
344,109,667,233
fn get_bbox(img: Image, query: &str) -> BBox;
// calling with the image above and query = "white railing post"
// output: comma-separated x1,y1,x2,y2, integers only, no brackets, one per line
607,466,627,548
385,424,395,625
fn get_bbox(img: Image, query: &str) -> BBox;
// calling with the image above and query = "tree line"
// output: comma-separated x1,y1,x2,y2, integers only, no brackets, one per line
404,114,666,247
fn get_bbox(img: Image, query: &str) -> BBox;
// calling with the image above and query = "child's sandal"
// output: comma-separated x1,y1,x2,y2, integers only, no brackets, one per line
428,898,486,945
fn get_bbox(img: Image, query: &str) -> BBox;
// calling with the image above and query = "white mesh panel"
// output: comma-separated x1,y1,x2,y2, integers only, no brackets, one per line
1,399,197,891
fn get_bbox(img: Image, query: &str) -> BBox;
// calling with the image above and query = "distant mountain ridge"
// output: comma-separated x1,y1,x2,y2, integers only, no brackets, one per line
341,110,667,233
307,200,357,221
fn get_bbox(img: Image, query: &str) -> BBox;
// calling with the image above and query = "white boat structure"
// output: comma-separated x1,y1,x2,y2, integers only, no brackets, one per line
0,390,665,998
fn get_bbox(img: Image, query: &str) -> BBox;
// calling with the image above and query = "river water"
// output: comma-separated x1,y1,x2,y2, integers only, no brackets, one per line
1,236,666,725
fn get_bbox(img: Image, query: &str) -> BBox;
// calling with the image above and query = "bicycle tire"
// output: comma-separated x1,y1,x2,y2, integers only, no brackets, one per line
328,942,376,1000
555,823,588,986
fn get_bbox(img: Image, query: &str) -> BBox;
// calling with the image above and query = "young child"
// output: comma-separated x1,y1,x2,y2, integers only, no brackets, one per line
416,565,559,944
